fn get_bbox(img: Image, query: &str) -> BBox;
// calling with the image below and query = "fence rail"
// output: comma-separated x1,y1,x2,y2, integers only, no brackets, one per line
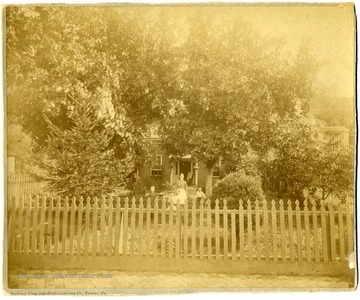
7,196,354,266
7,174,45,203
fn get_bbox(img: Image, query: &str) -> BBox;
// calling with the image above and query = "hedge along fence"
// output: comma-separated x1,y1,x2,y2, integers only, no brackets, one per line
7,195,355,266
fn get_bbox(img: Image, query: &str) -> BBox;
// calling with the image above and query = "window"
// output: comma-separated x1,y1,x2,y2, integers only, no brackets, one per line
212,159,221,177
212,166,220,177
151,154,162,177
329,133,341,152
175,161,179,175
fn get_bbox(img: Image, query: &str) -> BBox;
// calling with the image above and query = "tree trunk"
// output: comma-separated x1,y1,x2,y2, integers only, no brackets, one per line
205,164,215,197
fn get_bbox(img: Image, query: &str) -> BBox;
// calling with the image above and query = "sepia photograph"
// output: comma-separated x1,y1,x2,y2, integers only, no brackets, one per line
2,1,357,294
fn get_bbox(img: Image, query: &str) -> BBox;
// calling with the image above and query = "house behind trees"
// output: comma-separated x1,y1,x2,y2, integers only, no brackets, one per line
137,136,224,192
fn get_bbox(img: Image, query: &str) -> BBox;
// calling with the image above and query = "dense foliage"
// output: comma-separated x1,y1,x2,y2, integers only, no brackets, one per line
259,117,319,200
310,146,354,202
42,90,133,198
6,6,179,169
212,172,265,209
159,13,318,195
5,7,354,200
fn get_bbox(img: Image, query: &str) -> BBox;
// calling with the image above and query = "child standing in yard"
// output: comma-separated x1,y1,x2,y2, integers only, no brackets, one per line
195,187,206,205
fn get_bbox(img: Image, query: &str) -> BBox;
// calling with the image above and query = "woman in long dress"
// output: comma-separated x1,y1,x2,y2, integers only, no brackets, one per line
175,173,187,205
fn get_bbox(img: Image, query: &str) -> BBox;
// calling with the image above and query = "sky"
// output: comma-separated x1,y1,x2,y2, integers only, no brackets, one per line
153,3,356,99
133,3,356,99
239,3,356,98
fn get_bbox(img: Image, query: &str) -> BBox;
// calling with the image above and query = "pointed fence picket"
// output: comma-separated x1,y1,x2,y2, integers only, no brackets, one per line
7,195,355,275
7,174,46,205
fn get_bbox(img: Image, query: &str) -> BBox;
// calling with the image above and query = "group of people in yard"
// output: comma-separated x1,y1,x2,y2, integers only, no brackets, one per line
173,173,207,206
147,173,206,208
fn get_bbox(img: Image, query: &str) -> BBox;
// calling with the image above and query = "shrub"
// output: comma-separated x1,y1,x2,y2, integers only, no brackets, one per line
163,182,177,193
212,172,265,209
133,179,145,196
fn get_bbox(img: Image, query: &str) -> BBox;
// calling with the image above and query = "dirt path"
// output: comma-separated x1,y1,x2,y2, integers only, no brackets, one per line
6,268,354,293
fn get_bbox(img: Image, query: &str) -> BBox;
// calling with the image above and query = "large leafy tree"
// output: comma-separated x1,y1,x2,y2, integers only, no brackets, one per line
259,116,354,202
310,146,354,202
6,6,180,168
8,6,336,200
259,117,319,200
160,10,317,195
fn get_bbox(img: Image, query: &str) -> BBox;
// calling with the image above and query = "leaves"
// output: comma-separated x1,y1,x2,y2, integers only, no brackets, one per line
42,90,134,198
311,146,354,201
8,7,346,200
160,12,317,170
212,172,265,209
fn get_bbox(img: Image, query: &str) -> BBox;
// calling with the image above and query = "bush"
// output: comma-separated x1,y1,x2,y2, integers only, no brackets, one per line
163,182,177,193
133,179,145,196
212,172,265,209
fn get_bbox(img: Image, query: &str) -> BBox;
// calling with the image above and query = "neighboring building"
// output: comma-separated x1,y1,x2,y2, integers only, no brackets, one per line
137,137,224,192
304,114,350,151
7,155,16,175
315,126,350,151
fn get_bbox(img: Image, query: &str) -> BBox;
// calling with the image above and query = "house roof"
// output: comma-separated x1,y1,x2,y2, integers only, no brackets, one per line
316,126,350,133
168,154,192,160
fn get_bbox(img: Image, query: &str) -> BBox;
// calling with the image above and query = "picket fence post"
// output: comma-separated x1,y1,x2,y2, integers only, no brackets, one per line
223,199,228,260
239,200,244,260
199,199,204,259
304,200,311,262
138,197,144,256
69,197,76,256
38,196,46,256
255,199,261,260
114,197,121,257
84,197,91,256
53,197,61,256
146,197,151,258
7,193,355,273
16,196,25,254
122,197,129,256
106,197,114,256
230,205,236,261
311,200,320,263
46,197,54,256
295,200,302,262
271,200,278,262
328,202,336,262
61,196,69,256
263,199,270,261
191,199,197,259
130,197,136,257
337,204,345,261
99,197,106,256
153,197,159,257
287,200,294,262
91,197,98,257
206,199,212,259
160,197,166,258
215,199,220,260
183,198,188,259
279,200,286,260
